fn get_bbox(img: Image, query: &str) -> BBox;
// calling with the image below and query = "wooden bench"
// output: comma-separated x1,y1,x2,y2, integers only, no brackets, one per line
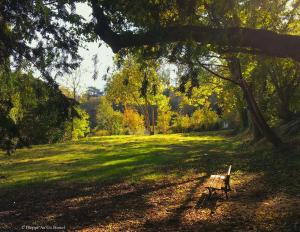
205,165,232,200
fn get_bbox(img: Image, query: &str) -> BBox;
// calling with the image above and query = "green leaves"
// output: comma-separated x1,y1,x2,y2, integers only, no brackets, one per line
0,0,87,84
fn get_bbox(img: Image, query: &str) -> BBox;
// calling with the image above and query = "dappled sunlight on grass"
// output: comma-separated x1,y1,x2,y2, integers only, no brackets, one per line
0,133,236,189
254,194,300,231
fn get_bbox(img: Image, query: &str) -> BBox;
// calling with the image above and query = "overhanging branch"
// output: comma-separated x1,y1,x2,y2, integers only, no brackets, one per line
91,2,300,61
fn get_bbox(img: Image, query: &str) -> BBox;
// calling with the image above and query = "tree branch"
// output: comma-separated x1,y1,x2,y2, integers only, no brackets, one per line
91,2,300,61
198,63,239,85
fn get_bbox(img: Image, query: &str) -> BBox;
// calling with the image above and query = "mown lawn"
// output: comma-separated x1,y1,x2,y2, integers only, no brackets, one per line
0,133,299,231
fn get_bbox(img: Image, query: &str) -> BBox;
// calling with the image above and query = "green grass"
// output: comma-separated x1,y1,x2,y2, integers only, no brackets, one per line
1,132,300,231
0,133,224,188
0,132,299,195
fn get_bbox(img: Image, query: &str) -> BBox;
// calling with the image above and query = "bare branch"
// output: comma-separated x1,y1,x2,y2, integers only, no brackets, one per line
198,63,239,85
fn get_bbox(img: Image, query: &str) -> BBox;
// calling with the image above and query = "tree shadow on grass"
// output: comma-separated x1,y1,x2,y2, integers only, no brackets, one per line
144,174,209,230
1,138,235,190
0,175,210,231
1,135,299,231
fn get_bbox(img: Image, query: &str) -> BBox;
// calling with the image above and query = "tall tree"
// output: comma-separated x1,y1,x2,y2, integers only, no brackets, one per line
0,69,74,154
106,56,166,134
62,68,83,138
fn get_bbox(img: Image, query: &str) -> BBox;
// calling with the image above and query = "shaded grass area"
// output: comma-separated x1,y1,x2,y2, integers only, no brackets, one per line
0,133,300,231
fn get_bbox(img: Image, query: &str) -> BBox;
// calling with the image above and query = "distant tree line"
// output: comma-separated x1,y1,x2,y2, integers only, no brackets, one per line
83,55,300,139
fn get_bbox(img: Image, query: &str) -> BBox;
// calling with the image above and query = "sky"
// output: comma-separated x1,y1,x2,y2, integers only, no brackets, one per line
58,3,177,93
58,3,114,93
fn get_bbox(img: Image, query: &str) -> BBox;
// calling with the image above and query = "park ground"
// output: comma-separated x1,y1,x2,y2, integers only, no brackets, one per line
0,132,300,231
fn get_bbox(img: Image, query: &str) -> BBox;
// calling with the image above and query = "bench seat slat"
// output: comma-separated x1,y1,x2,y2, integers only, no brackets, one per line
206,175,226,190
204,165,232,200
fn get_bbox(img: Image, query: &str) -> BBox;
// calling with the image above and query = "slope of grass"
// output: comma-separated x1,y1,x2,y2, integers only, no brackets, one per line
0,133,299,231
0,133,229,189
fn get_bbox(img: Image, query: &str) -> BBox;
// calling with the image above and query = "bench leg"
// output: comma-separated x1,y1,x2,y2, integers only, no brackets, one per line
224,189,229,200
208,188,212,200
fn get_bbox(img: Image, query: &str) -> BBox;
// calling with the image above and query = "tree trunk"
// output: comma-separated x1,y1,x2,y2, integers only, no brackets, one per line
278,100,294,122
6,149,11,156
144,106,150,134
151,105,155,135
268,68,295,122
228,58,284,147
144,98,151,134
241,80,283,147
239,107,249,129
248,111,264,142
71,89,76,139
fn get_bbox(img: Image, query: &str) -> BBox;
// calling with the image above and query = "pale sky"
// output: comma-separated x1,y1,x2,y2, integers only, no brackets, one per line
58,3,177,93
58,3,114,93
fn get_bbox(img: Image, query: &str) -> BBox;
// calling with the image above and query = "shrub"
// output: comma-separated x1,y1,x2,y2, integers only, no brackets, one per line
157,111,172,134
96,97,124,135
92,129,110,136
171,114,191,133
191,107,219,131
123,108,145,135
64,107,90,141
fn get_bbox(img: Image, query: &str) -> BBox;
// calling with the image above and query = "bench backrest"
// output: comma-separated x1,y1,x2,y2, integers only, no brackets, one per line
227,165,232,176
224,165,232,190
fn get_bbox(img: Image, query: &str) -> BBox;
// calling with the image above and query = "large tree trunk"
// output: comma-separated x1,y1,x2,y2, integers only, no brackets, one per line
248,111,264,142
239,107,249,129
241,80,283,147
228,58,284,147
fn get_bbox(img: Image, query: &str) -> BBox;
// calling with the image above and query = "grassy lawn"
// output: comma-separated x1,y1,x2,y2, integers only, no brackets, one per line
0,132,233,189
0,133,300,231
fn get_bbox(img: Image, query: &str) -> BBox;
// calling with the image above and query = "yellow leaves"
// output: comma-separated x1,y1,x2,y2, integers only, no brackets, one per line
189,81,222,107
288,20,300,36
157,109,172,134
159,7,179,25
107,55,165,107
9,92,22,123
123,108,145,134
172,114,191,132
195,4,206,17
243,59,258,80
191,106,219,130
239,9,248,26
